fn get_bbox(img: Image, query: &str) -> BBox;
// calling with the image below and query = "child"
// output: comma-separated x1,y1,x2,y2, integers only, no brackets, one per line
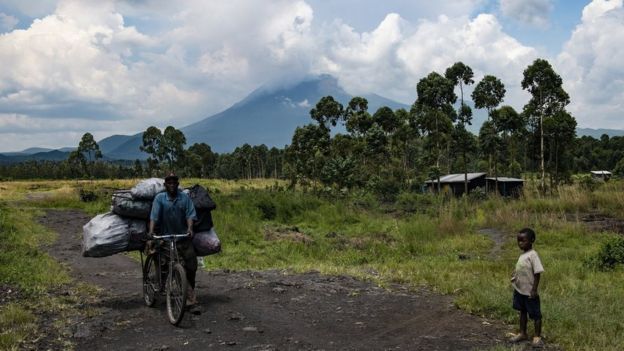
510,227,544,348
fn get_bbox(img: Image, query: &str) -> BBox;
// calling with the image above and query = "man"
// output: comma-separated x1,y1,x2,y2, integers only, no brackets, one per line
148,172,199,308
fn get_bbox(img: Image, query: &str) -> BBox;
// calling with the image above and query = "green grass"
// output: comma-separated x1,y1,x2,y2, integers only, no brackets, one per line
2,178,624,350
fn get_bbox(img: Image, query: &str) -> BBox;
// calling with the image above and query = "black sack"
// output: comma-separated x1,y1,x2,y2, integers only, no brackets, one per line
111,190,152,220
187,184,216,211
194,208,214,232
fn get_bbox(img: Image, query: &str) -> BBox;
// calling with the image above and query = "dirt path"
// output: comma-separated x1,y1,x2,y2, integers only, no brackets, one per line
38,209,512,351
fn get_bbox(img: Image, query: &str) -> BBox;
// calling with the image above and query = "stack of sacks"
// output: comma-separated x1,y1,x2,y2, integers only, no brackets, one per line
82,178,221,257
82,178,164,257
185,184,221,256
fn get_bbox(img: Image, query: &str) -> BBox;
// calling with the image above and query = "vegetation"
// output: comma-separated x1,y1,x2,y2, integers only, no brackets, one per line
2,178,624,350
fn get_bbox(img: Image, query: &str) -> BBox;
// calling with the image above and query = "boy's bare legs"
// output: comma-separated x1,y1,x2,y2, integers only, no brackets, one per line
510,311,529,342
534,318,542,337
519,311,528,338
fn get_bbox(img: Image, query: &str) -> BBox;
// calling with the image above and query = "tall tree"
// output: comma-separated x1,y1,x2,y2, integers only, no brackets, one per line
521,58,570,191
472,75,506,119
68,132,103,178
310,96,344,131
491,105,526,176
543,111,577,186
411,72,456,192
446,62,475,193
140,126,186,173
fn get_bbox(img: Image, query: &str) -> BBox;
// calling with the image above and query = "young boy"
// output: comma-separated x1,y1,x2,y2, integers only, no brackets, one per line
510,227,544,348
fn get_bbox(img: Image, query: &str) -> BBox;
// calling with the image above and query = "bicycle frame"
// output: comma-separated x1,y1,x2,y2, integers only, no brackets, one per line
151,233,189,283
141,232,191,325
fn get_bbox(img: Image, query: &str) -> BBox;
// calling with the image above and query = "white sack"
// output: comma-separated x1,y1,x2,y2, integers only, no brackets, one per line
130,178,165,200
82,212,147,257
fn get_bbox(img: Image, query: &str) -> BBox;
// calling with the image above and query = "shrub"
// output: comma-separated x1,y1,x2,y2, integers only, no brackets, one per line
585,236,624,270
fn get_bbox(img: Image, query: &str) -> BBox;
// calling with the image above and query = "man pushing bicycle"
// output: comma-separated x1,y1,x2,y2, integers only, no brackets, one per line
148,172,199,309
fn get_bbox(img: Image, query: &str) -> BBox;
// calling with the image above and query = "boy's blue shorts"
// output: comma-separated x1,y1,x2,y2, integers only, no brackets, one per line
512,290,542,320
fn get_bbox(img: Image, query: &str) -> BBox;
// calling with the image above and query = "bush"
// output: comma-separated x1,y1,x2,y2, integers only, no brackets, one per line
396,192,436,213
585,236,624,270
577,174,601,192
256,201,277,220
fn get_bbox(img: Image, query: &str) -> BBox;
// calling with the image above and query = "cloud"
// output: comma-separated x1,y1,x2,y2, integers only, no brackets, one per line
500,0,554,28
557,0,624,129
318,13,538,110
0,13,19,31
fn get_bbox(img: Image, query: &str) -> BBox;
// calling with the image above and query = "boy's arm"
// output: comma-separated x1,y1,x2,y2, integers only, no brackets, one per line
530,273,540,298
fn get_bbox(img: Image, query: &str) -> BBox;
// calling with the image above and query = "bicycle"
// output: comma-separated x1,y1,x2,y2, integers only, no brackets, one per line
141,233,190,326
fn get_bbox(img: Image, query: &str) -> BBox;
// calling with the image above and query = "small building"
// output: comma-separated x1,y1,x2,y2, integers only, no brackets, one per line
486,177,524,197
591,170,612,181
424,172,487,196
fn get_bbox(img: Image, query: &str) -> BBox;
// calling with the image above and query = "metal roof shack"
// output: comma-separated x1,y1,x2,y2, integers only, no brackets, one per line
486,177,524,197
591,171,612,181
424,172,487,196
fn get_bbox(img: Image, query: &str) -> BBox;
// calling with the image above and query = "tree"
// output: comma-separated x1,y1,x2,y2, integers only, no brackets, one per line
186,143,216,178
472,75,506,119
68,132,103,178
446,62,475,193
285,124,330,187
491,105,526,176
161,126,187,170
521,58,570,191
140,126,187,174
345,97,373,137
543,111,576,186
140,126,163,175
310,96,344,131
479,120,501,192
373,106,400,136
411,72,456,192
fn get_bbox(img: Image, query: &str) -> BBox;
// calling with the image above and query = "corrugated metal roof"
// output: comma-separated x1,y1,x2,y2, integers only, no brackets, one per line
591,171,612,175
425,172,486,183
486,177,524,182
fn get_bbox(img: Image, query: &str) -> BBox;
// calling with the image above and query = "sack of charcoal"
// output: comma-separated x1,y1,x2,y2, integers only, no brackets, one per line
130,178,166,200
192,227,221,256
82,212,147,257
111,190,152,220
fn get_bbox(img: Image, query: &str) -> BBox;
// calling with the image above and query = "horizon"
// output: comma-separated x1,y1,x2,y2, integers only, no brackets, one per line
1,0,623,152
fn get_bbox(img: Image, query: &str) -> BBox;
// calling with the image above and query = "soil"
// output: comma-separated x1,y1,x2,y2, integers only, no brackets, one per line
33,209,521,351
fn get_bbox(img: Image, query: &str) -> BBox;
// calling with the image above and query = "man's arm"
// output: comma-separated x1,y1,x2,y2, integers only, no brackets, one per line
148,220,155,235
187,217,194,237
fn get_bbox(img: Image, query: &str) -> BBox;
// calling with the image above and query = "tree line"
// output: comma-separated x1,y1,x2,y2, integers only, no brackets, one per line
1,58,623,196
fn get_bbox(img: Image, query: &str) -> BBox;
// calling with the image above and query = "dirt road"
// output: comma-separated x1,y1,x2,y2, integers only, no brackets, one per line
38,209,510,350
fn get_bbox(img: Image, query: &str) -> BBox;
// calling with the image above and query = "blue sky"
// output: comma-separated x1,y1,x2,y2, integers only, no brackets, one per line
0,0,622,152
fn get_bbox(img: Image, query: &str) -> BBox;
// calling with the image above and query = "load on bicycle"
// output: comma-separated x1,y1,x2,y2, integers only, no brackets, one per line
82,172,220,325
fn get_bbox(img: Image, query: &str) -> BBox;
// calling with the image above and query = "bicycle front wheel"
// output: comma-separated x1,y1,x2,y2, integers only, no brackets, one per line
142,254,158,307
166,262,188,325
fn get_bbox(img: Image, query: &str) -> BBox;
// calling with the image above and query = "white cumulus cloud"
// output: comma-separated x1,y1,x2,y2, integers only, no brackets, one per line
557,0,624,129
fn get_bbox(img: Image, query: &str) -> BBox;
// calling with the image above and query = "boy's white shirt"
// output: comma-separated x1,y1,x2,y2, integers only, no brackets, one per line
512,249,544,296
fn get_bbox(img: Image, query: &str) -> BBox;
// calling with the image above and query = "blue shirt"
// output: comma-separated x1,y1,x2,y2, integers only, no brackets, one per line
150,190,197,235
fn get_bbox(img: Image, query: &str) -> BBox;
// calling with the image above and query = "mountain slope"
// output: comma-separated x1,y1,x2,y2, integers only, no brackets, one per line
179,75,408,153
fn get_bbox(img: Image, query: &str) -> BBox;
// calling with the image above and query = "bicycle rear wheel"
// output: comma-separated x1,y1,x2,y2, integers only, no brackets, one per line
142,254,159,307
166,262,188,325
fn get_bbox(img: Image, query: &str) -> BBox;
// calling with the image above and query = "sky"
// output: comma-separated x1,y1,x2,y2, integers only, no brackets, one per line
0,0,622,152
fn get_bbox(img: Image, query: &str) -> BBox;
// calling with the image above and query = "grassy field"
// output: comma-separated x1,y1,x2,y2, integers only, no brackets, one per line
1,178,624,350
